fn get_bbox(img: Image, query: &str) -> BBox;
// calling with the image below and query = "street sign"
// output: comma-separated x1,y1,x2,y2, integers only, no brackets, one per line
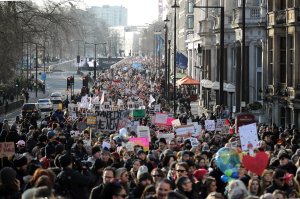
41,72,46,81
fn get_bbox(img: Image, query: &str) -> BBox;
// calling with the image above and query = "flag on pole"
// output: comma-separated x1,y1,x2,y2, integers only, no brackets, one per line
148,94,155,107
100,91,105,105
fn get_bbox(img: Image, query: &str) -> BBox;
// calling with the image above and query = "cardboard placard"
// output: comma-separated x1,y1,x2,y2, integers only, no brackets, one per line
0,142,15,157
239,123,259,152
87,115,97,125
96,110,130,131
129,137,149,151
157,133,175,144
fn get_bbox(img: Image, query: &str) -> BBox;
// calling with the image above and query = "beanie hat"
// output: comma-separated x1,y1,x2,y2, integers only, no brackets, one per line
59,154,72,168
93,159,106,170
193,169,208,180
92,146,101,155
278,150,290,160
0,167,16,185
13,155,28,168
159,138,167,145
115,167,127,179
45,144,56,157
137,165,148,179
38,134,48,143
47,131,56,139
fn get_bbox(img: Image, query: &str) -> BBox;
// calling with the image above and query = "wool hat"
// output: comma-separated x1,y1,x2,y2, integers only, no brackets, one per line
13,155,28,168
92,146,101,155
59,154,72,168
115,167,127,179
159,138,167,145
137,172,152,182
193,169,208,180
47,131,56,139
0,167,17,185
137,149,146,156
16,140,26,146
137,165,148,179
278,150,290,160
45,144,55,157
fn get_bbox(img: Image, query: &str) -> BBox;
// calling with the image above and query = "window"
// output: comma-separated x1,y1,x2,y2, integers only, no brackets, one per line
256,46,262,68
268,37,273,85
187,15,194,29
187,0,194,13
257,72,262,100
279,37,286,83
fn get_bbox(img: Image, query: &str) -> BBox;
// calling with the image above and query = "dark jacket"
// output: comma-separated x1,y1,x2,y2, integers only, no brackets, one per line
55,167,93,199
265,181,286,193
277,161,297,175
89,184,104,199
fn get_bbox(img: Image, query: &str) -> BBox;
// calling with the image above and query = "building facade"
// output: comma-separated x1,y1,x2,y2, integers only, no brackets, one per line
88,5,128,27
266,0,300,127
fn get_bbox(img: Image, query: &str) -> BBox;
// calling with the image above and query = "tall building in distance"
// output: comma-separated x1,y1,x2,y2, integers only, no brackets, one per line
88,5,128,27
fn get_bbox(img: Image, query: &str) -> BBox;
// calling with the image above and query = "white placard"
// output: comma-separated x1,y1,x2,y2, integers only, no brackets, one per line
205,120,216,131
185,137,199,147
68,103,77,112
154,104,161,112
154,113,168,125
102,141,111,149
187,122,202,137
137,126,150,141
239,123,259,152
172,119,181,128
175,125,195,137
70,130,80,137
216,119,225,131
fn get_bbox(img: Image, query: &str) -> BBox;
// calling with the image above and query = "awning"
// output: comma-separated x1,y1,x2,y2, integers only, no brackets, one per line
177,76,200,85
201,79,213,88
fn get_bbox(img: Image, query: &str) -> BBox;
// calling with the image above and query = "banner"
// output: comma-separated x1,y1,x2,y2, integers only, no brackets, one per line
129,137,149,151
0,142,15,157
157,133,175,144
137,126,151,141
96,110,130,131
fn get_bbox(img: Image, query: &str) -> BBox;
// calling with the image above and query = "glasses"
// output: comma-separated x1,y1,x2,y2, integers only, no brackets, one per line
176,170,186,173
116,194,128,199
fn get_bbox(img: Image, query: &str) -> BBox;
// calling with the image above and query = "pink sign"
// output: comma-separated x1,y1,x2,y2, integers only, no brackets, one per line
128,137,149,151
166,118,176,126
154,113,169,125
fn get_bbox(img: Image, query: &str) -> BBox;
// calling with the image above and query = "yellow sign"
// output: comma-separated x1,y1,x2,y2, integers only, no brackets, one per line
87,115,97,125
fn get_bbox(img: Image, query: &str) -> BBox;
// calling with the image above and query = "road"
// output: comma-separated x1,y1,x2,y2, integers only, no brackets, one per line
5,70,83,124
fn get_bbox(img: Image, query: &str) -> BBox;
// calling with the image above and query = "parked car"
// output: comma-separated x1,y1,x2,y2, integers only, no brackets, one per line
21,103,41,118
37,99,52,111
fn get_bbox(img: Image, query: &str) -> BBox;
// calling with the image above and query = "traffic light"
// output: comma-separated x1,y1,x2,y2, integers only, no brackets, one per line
82,76,88,88
77,55,80,63
67,76,71,89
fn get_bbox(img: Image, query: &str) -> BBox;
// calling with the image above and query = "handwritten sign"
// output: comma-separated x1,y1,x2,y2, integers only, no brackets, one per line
87,115,97,126
175,125,195,138
239,123,259,152
185,137,199,147
205,120,216,131
154,113,168,125
154,104,161,112
137,126,150,141
96,110,130,131
128,137,149,151
187,122,202,137
216,119,225,131
0,142,15,157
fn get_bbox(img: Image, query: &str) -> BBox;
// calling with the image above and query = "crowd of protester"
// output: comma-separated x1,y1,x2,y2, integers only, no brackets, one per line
0,56,300,199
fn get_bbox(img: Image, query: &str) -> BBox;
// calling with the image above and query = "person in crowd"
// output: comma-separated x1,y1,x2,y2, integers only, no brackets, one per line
129,172,153,199
151,168,165,185
55,154,93,199
115,167,130,193
141,185,156,199
100,181,128,199
265,169,286,194
0,167,21,199
227,179,249,199
87,146,101,166
90,166,115,199
174,176,199,199
248,178,262,196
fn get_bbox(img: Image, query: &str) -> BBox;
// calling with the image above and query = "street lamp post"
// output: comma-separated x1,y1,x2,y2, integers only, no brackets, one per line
164,16,170,99
194,4,225,107
167,39,171,100
85,42,106,80
35,43,38,98
172,0,179,117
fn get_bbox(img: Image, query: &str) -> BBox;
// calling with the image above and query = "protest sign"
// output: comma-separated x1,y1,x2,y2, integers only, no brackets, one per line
239,123,259,152
175,125,194,138
171,119,181,128
187,122,202,137
216,119,225,131
123,141,134,151
87,115,97,126
166,118,175,126
0,142,15,158
154,104,161,112
205,120,216,131
101,102,111,111
132,109,146,119
129,137,149,151
96,110,130,131
70,130,80,137
78,121,87,133
102,141,111,149
68,103,78,112
185,137,199,147
157,133,175,144
137,126,151,141
154,113,168,125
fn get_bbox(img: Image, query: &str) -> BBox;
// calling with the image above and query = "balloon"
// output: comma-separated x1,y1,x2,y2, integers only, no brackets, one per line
224,169,233,177
232,171,239,179
221,175,228,183
119,128,128,139
216,147,241,176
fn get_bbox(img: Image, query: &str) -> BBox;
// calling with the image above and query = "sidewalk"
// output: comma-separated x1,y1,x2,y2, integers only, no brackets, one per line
27,89,50,103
